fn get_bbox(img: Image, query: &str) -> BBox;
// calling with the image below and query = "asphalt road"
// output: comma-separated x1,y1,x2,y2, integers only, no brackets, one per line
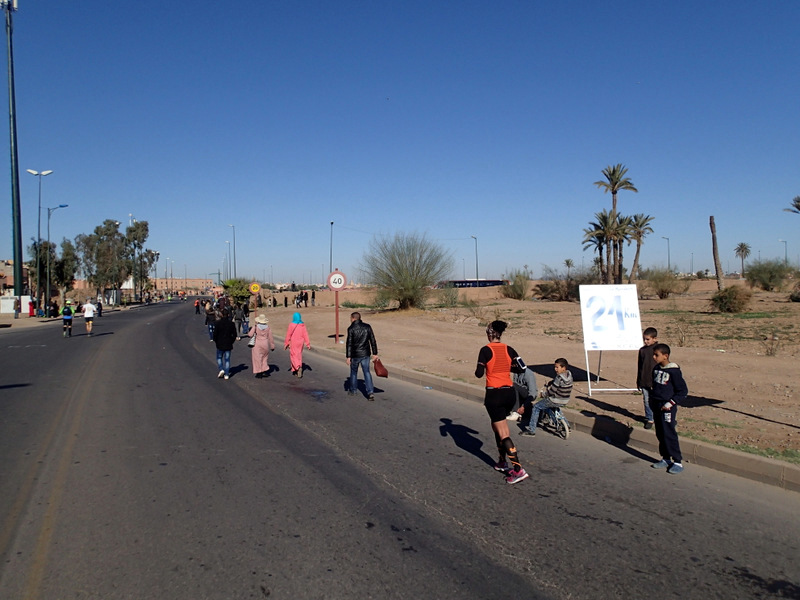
1,301,798,600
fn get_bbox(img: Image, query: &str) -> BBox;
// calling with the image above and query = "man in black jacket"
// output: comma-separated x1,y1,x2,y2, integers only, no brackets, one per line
346,312,379,400
213,307,238,380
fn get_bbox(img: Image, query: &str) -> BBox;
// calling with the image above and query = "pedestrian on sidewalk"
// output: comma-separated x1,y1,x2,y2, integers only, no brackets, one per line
247,314,275,378
285,312,311,378
345,311,378,400
212,308,237,380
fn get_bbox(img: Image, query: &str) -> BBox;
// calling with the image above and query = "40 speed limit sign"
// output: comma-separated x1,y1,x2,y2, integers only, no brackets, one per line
327,271,347,290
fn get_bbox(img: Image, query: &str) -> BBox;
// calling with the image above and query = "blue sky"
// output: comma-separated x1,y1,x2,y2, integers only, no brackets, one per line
2,1,798,285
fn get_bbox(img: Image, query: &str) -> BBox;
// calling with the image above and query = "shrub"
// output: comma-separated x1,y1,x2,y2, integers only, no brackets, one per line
640,268,689,299
534,266,596,301
790,283,800,303
439,285,460,307
744,259,791,291
500,270,529,300
709,286,752,313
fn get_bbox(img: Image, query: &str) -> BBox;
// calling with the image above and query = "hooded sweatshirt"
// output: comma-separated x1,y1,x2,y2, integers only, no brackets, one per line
651,362,688,408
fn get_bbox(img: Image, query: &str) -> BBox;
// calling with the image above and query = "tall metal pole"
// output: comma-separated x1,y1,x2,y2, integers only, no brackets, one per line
26,169,53,311
329,221,334,274
470,235,478,280
46,204,67,316
228,224,236,278
662,236,671,271
779,239,788,265
4,2,22,317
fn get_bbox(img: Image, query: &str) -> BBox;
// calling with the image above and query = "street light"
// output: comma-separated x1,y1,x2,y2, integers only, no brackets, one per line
662,236,671,271
778,239,788,265
470,235,479,281
228,224,237,278
45,203,68,316
225,241,231,281
26,168,53,311
329,221,334,274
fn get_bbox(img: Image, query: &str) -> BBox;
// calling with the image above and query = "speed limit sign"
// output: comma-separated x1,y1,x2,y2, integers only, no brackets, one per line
249,282,261,294
327,271,347,290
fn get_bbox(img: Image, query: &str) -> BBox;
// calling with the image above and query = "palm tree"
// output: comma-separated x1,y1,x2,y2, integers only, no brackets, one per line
734,242,751,278
564,259,574,279
594,165,638,283
627,213,655,283
594,164,638,216
583,210,615,283
785,196,800,215
613,214,633,284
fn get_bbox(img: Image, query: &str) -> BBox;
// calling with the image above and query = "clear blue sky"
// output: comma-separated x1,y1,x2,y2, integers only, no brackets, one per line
2,1,798,285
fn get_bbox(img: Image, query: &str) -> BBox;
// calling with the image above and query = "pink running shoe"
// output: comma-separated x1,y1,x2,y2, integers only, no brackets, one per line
505,468,529,485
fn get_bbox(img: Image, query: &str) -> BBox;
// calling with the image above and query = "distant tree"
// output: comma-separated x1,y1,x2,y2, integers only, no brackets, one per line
564,259,574,279
784,196,800,215
734,242,751,277
360,232,453,309
53,238,79,298
627,213,655,283
583,209,615,283
76,220,129,297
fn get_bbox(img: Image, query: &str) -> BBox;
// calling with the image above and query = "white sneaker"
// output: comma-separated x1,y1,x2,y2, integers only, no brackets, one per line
224,375,229,380
218,370,224,378
506,411,521,421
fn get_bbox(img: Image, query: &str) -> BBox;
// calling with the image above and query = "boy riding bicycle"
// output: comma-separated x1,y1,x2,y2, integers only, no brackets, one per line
520,358,573,436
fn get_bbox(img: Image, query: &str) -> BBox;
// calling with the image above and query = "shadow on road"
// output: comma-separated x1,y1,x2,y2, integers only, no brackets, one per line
439,418,495,468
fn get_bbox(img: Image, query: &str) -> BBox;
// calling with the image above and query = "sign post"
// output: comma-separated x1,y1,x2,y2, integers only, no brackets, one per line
579,284,643,396
327,270,347,344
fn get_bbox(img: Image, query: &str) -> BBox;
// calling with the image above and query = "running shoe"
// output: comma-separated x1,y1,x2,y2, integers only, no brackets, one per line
217,370,224,379
505,469,529,485
667,463,684,474
493,461,510,472
506,411,521,421
224,375,229,380
651,459,671,469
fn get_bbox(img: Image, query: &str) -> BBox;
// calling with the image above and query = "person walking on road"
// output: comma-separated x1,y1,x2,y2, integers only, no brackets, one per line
475,320,529,485
345,311,378,400
82,299,97,336
247,314,275,378
212,308,237,380
285,312,311,378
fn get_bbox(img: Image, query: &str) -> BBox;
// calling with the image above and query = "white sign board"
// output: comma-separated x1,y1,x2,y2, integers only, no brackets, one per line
579,284,642,351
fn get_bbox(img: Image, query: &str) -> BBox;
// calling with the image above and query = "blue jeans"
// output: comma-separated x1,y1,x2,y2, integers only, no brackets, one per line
216,349,231,376
641,387,654,422
349,356,373,395
528,397,563,433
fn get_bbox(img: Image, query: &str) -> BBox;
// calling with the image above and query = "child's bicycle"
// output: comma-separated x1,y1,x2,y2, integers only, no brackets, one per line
537,405,571,440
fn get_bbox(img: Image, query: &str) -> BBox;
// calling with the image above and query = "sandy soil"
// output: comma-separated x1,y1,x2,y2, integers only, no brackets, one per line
259,280,800,460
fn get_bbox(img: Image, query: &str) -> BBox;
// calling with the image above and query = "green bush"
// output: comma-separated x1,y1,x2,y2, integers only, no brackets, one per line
534,266,595,301
501,270,529,300
439,285,460,307
640,268,689,299
709,286,752,313
789,283,800,303
744,259,791,291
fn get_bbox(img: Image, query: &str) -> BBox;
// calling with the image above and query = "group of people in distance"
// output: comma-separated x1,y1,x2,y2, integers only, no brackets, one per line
476,320,688,485
204,298,381,401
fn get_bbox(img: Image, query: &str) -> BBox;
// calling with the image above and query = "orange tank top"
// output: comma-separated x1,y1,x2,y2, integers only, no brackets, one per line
485,342,513,388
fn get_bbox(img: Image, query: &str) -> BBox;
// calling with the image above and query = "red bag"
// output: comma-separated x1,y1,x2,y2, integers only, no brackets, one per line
373,357,388,378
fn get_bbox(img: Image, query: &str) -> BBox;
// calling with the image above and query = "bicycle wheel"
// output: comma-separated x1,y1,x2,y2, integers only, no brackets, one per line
556,414,570,439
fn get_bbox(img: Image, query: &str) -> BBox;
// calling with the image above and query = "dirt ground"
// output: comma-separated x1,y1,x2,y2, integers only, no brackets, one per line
267,279,799,461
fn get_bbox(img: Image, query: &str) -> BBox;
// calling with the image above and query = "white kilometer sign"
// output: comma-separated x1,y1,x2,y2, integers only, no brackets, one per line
579,284,643,351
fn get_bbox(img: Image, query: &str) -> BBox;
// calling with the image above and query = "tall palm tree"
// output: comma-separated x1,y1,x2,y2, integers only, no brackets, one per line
594,165,638,284
734,242,751,277
594,164,638,216
613,214,633,284
627,213,655,283
785,196,800,215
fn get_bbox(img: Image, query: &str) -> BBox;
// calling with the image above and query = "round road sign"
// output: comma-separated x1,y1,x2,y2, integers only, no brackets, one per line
327,271,347,290
249,282,261,294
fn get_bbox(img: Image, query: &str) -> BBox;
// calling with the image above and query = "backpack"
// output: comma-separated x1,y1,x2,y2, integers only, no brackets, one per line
62,306,72,317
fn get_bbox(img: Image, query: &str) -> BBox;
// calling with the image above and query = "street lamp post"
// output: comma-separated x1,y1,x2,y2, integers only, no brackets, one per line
46,203,68,316
778,239,788,265
662,236,671,271
470,235,479,281
329,221,334,274
26,168,53,312
228,224,237,278
225,241,231,281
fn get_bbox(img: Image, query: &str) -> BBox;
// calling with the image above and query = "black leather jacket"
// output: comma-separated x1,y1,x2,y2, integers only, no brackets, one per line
346,319,378,359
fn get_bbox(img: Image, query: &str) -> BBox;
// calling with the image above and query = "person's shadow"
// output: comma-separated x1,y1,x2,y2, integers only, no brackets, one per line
439,418,495,468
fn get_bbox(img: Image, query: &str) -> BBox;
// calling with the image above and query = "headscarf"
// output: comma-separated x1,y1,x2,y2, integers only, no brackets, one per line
292,312,303,324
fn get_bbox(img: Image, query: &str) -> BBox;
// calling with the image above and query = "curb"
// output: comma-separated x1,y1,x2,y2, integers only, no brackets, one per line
307,344,800,493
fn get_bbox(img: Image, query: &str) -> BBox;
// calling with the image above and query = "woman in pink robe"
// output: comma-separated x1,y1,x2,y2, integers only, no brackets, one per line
248,314,275,378
285,312,311,378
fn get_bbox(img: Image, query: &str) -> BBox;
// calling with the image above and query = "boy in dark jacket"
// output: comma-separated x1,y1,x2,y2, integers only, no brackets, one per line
650,343,688,474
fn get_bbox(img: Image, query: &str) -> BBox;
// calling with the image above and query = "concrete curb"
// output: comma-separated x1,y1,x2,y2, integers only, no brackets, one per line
306,343,800,493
